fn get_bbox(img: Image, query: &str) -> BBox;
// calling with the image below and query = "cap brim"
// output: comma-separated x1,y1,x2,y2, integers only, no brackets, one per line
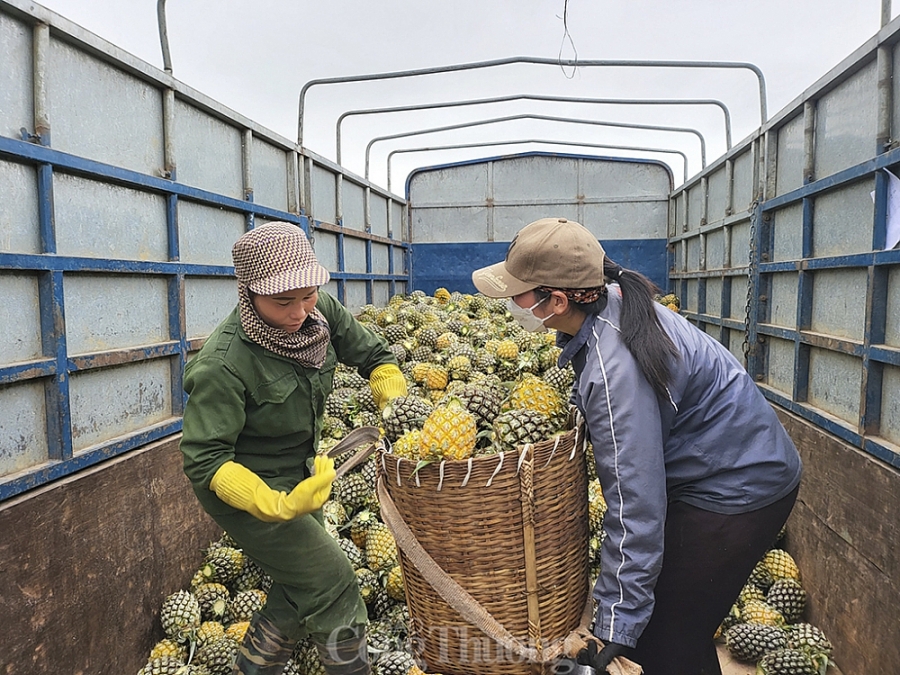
247,264,331,295
471,261,538,298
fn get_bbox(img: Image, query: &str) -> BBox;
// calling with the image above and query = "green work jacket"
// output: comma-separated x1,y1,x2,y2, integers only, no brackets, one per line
180,291,395,515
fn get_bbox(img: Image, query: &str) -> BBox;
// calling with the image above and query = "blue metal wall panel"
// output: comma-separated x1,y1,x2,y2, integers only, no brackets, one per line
410,238,668,296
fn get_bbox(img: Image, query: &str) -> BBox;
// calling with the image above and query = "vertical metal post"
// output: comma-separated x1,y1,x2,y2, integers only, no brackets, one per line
33,22,50,145
39,271,71,461
802,101,817,184
882,0,892,27
876,46,893,154
288,149,301,215
242,129,254,230
162,88,177,180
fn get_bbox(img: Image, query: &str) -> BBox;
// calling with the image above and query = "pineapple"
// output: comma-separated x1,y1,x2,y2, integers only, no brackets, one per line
738,583,768,608
365,522,399,572
446,354,472,381
786,623,833,659
355,567,381,605
373,650,417,675
160,590,201,643
385,564,405,602
382,396,432,442
391,430,423,460
136,656,187,675
419,398,477,461
349,510,380,549
724,623,788,662
741,599,786,627
756,648,824,675
766,578,806,623
764,549,801,582
148,639,187,661
543,364,575,393
507,374,568,429
227,588,266,623
455,381,503,428
287,638,327,675
587,479,607,533
193,583,230,622
434,287,451,304
194,636,239,675
337,535,366,570
224,621,250,644
200,546,244,585
490,409,553,454
195,621,226,649
423,364,449,391
495,339,519,360
335,473,374,514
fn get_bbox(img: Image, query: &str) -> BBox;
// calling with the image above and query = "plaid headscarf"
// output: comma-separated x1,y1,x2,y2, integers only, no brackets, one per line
537,285,607,304
232,223,331,368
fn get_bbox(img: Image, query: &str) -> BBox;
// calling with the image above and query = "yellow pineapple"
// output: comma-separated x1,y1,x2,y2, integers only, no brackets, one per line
419,398,477,461
741,599,786,627
386,564,405,601
435,331,458,350
434,287,451,303
507,374,568,428
365,522,399,572
149,638,187,661
424,364,449,390
411,362,431,384
495,339,519,360
392,430,422,460
763,549,801,582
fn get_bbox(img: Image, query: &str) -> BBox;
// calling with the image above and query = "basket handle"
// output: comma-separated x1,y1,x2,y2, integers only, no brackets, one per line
378,475,551,662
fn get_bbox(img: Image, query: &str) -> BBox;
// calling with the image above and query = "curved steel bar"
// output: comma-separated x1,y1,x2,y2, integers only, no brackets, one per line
364,113,706,181
156,0,173,74
337,94,731,163
298,57,766,146
385,139,689,192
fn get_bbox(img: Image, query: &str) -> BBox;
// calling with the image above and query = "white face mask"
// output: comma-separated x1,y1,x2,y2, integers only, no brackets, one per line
507,296,551,332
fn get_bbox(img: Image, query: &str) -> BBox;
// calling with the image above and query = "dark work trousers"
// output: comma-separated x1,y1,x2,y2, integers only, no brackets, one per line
631,484,799,675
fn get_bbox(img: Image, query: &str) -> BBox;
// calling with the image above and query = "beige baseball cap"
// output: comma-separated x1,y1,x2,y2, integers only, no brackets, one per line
471,217,606,297
232,222,330,294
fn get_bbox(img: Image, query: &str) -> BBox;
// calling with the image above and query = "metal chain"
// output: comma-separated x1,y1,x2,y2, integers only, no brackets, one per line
742,199,760,366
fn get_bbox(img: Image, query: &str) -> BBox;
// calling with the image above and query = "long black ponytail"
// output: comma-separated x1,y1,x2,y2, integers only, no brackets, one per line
603,258,679,400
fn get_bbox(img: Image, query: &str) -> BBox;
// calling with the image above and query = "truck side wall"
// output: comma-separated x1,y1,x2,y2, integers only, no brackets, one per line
0,435,219,675
671,21,900,675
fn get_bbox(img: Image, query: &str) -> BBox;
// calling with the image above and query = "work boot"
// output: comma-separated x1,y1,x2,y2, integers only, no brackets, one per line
312,626,370,675
232,615,296,675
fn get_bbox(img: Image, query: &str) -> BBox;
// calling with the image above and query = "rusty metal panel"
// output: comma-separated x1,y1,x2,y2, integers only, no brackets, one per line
706,229,724,270
815,62,877,179
0,273,41,363
770,273,798,328
810,269,868,342
0,381,48,474
0,159,39,253
732,149,755,214
887,267,900,348
173,99,242,199
64,274,168,355
310,164,337,225
342,180,365,230
70,360,173,452
807,347,862,425
775,113,804,197
883,366,900,447
179,201,245,266
0,11,32,138
812,179,874,258
251,138,288,212
773,203,803,262
707,166,727,224
54,174,168,261
49,39,163,175
371,193,389,238
766,337,795,397
185,277,237,340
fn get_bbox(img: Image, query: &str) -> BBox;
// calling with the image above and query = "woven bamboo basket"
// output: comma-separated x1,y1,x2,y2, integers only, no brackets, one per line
377,420,591,675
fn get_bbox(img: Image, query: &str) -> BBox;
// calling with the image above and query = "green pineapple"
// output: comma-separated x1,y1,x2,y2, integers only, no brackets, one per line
355,567,381,605
194,636,239,675
337,535,366,570
335,472,374,514
756,648,825,675
231,556,267,593
349,510,380,549
766,578,806,623
200,546,245,585
738,582,768,607
490,408,553,454
160,590,201,643
724,623,788,662
382,396,433,442
543,364,575,393
192,583,230,622
227,589,267,623
374,650,417,675
136,656,187,675
447,354,472,381
455,381,503,428
786,623,833,659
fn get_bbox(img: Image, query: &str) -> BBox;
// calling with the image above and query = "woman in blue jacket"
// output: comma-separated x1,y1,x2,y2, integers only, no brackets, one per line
472,217,801,675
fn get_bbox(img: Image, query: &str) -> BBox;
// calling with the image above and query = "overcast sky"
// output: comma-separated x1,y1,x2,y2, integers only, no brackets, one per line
30,0,898,189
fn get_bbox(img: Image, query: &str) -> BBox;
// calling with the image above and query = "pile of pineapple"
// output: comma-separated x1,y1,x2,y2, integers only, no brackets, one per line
717,541,835,675
138,287,830,675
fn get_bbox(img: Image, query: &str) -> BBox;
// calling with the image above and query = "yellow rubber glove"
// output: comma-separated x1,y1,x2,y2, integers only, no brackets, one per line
209,456,336,522
369,363,408,410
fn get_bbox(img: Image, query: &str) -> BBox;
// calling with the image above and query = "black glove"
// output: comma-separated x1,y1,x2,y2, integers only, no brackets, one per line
576,639,635,673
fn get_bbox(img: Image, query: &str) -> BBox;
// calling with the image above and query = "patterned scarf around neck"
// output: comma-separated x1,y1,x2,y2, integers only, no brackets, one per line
237,284,331,368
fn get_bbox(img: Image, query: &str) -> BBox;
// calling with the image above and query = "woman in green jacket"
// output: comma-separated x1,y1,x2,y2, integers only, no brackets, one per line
180,222,406,675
